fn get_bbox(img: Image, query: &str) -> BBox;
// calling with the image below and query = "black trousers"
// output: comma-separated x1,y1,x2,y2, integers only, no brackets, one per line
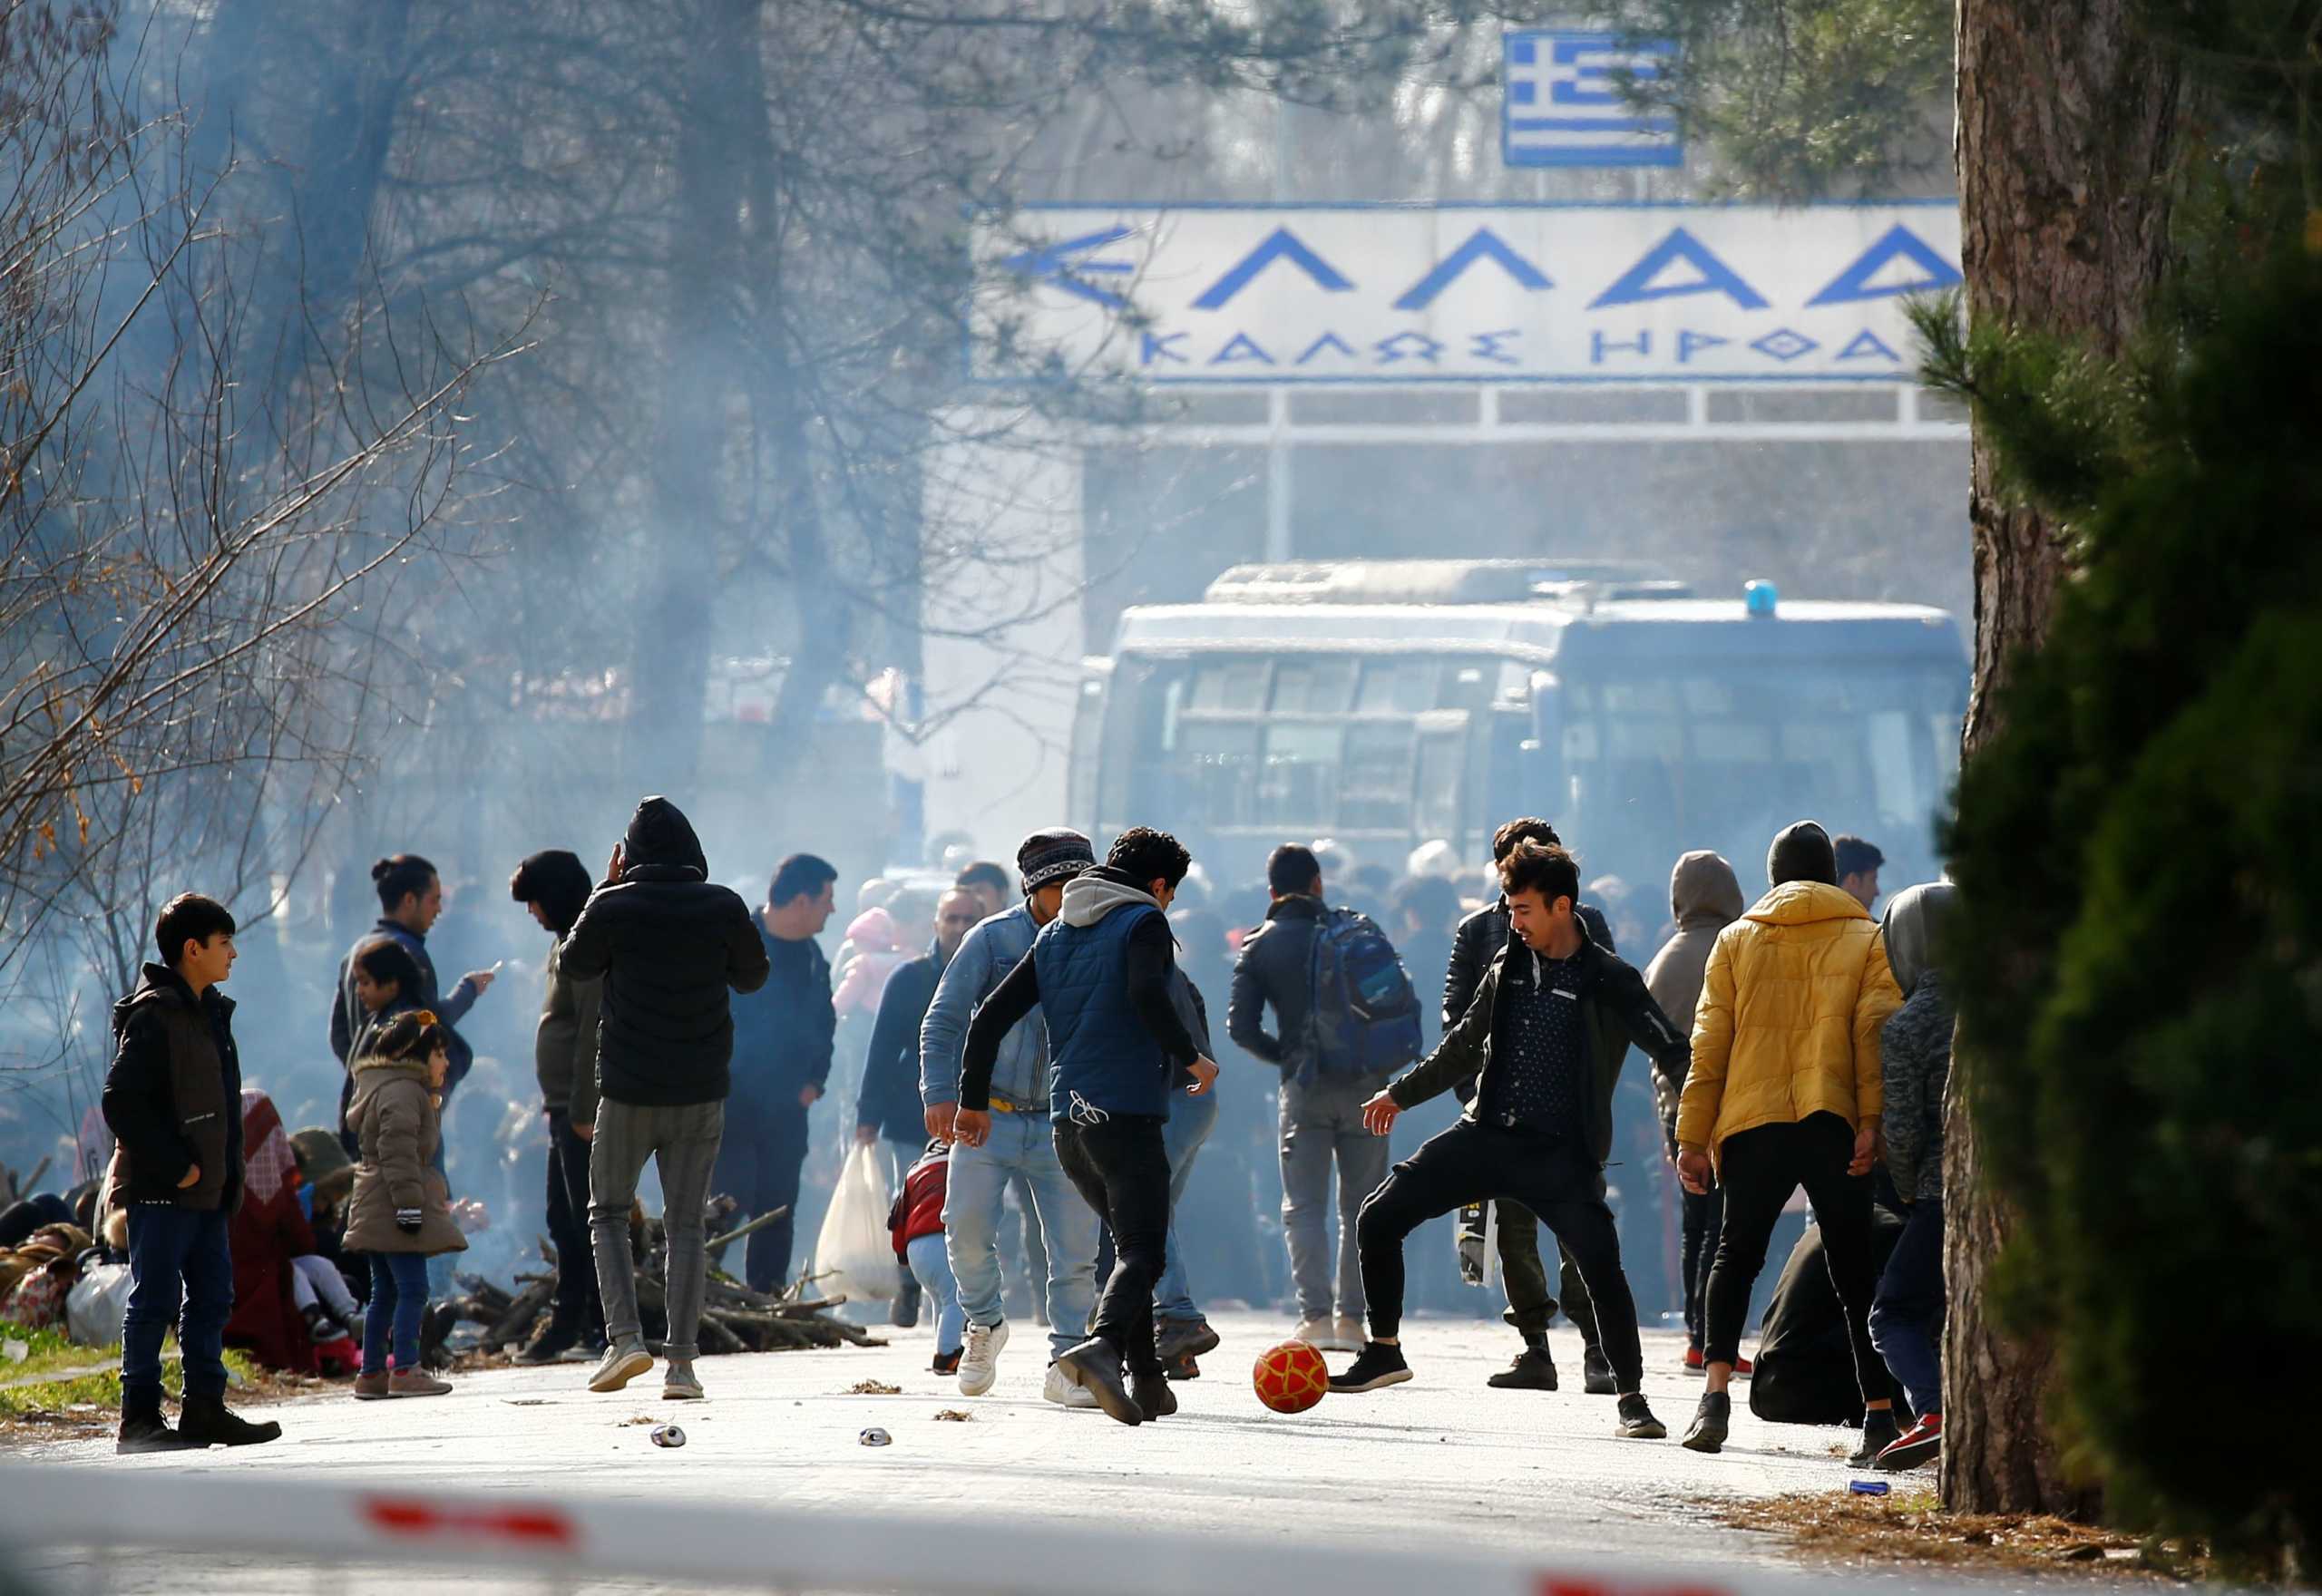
1054,1115,1170,1377
1702,1112,1880,1404
1681,1182,1724,1348
544,1109,605,1337
1357,1117,1645,1392
1496,1203,1601,1348
712,1101,810,1293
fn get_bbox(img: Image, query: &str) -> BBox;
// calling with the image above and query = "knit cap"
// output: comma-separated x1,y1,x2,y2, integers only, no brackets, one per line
1016,828,1095,893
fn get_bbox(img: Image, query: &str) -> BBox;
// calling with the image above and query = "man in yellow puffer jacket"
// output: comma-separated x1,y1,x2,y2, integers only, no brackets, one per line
1672,821,1904,1459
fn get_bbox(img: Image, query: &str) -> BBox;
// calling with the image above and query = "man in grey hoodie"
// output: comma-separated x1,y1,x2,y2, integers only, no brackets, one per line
1642,851,1746,1373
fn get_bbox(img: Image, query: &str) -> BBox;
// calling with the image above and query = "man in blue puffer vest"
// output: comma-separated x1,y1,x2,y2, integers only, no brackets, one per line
958,826,1219,1426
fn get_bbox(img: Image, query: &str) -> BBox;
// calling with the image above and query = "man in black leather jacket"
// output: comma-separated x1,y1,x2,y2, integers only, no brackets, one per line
1443,817,1619,1396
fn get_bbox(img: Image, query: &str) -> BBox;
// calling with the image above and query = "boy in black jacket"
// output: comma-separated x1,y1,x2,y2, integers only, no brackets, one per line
102,894,282,1453
1334,843,1686,1442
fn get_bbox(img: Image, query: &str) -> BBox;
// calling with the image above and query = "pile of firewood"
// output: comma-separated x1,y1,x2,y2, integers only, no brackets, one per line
438,1203,883,1358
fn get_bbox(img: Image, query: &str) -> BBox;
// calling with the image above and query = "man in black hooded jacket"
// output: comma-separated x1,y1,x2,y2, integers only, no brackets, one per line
561,797,770,1402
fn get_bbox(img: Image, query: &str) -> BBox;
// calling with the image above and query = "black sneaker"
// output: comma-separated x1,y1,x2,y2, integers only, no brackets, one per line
1328,1341,1413,1394
1155,1318,1221,1364
932,1348,961,1377
1849,1407,1902,1466
1486,1346,1558,1390
1582,1346,1617,1396
1682,1389,1731,1453
1615,1393,1667,1439
1166,1353,1202,1381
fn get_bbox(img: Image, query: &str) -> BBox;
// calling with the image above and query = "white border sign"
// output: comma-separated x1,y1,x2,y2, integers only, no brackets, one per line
971,202,1963,386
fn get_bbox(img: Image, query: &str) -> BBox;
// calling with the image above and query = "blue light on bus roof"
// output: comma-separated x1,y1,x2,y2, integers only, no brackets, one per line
1744,579,1780,618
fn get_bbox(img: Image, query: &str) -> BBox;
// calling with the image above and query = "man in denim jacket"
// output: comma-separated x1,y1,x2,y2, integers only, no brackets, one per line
919,829,1101,1407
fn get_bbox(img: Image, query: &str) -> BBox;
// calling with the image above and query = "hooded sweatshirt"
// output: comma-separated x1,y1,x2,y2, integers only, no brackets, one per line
1642,851,1746,1145
958,867,1202,1120
560,796,773,1107
1878,882,1956,1202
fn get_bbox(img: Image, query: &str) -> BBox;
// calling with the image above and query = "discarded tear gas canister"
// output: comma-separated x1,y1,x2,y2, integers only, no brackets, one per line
650,1425,686,1448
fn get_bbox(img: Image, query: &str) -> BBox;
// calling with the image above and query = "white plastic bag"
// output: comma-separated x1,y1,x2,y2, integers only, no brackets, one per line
812,1143,899,1301
66,1261,133,1348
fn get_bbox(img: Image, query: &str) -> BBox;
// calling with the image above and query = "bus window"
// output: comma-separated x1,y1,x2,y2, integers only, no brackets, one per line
1187,660,1267,713
1341,723,1416,830
1258,723,1340,823
1273,658,1355,715
1178,720,1259,827
1357,659,1438,715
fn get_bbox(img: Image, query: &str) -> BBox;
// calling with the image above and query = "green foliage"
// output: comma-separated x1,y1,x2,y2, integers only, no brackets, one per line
1604,0,1953,197
1940,248,2322,1569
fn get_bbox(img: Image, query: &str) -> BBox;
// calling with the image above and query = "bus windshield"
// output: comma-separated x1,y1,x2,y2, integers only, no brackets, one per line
1556,661,1963,886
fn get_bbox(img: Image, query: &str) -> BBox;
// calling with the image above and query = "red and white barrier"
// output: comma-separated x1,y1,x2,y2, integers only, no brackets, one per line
0,1464,2054,1596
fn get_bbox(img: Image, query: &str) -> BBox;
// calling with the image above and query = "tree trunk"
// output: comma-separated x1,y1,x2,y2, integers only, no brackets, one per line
629,0,761,787
1942,0,2178,1516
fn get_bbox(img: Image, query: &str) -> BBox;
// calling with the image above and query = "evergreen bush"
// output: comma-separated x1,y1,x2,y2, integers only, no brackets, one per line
1937,250,2322,1567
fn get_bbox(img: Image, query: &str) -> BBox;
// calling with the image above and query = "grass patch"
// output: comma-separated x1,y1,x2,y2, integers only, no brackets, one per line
1720,1486,2211,1581
0,1318,265,1423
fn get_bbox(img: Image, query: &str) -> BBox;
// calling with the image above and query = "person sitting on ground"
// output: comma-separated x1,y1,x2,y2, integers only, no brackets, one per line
225,1088,357,1377
1337,843,1687,1442
102,893,282,1452
344,1010,470,1399
888,1139,963,1375
1673,821,1904,1460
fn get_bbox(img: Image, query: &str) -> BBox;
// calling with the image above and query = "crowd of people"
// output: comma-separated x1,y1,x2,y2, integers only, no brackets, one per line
63,791,1950,1466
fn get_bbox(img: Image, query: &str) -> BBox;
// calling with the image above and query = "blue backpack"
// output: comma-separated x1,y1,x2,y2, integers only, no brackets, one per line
1305,909,1423,1079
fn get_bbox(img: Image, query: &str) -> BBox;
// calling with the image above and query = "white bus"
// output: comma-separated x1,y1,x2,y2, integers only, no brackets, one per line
1069,560,1967,893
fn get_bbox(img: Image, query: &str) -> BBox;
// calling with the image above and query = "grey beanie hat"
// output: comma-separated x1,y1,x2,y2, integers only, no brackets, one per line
1766,820,1839,889
1017,827,1095,892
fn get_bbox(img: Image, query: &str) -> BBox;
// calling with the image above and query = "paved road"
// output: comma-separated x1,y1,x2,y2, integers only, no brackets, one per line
2,1310,2118,1593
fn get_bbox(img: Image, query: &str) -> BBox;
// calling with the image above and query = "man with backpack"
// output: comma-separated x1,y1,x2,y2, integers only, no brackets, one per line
1229,843,1423,1352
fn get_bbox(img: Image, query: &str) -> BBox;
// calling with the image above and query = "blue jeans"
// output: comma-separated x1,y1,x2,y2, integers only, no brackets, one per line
1869,1197,1946,1416
942,1109,1098,1360
1153,1086,1218,1324
906,1233,966,1357
122,1206,232,1401
364,1251,432,1374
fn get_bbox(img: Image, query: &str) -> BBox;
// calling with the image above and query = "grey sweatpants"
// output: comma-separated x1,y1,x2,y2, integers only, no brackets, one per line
1279,1073,1393,1321
590,1096,724,1363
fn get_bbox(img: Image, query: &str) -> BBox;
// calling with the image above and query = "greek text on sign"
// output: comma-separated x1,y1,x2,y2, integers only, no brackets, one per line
971,203,1963,386
1502,32,1681,169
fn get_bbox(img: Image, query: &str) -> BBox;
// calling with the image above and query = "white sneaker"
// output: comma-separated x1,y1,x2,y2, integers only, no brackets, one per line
958,1319,1010,1396
1043,1361,1100,1409
1329,1315,1366,1353
1291,1317,1334,1348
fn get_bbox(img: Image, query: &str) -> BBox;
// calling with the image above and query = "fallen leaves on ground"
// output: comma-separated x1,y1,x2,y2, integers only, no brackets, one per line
845,1379,902,1396
1718,1488,2208,1581
933,1408,973,1422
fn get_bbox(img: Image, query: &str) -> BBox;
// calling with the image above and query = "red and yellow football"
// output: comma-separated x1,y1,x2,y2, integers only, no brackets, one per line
1253,1338,1330,1414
